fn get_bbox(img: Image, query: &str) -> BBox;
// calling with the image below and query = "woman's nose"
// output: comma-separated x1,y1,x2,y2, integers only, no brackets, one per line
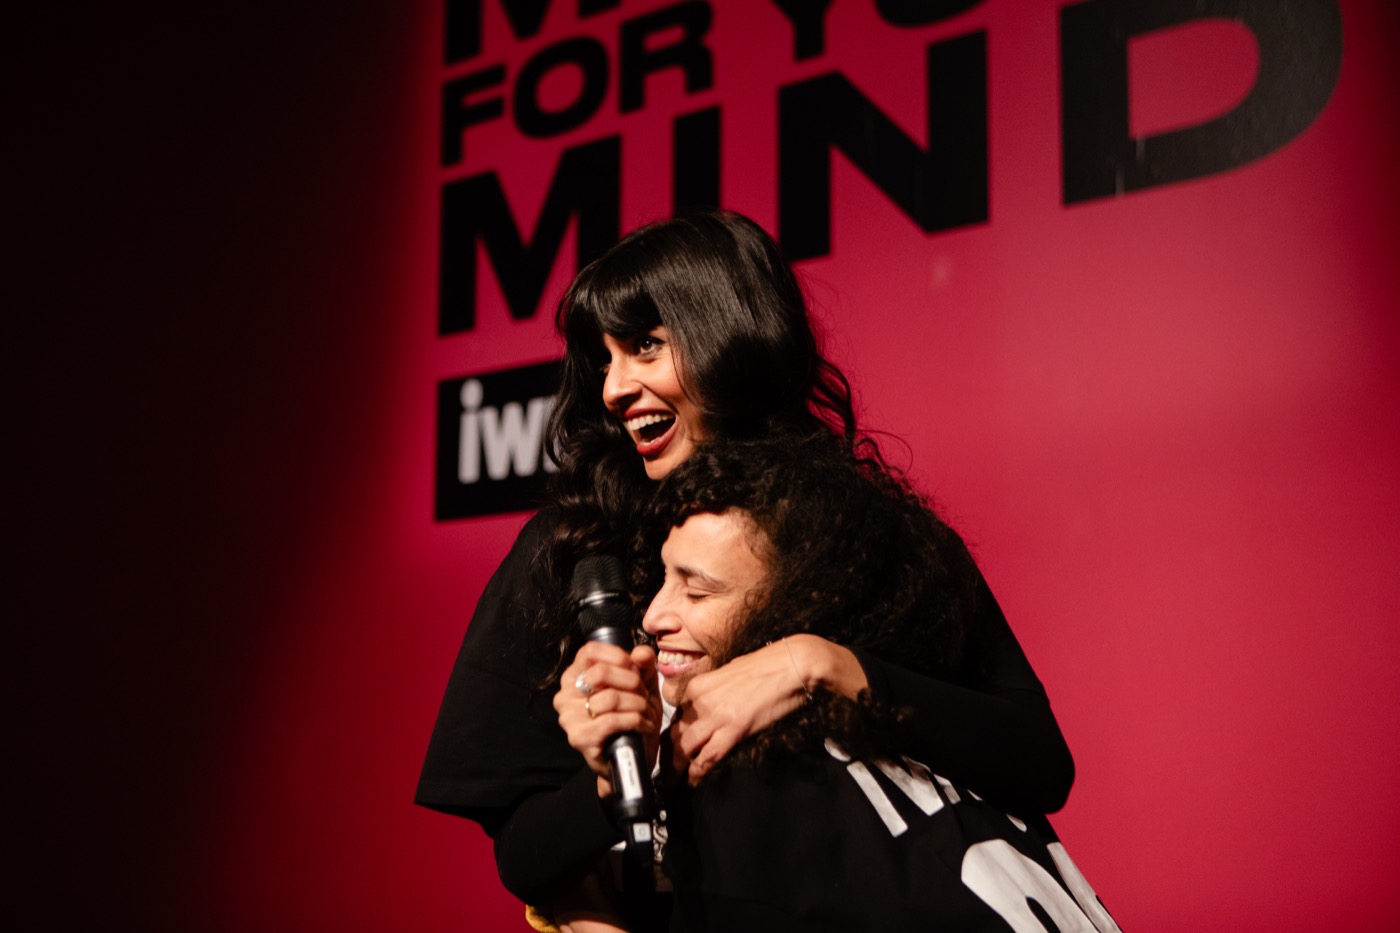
642,588,676,635
601,355,637,409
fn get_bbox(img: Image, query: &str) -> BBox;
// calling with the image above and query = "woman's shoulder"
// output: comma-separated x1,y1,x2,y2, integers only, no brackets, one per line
495,507,563,560
517,506,563,547
475,508,560,604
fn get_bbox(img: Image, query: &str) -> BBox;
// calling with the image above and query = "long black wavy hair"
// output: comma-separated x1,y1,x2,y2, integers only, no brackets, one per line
642,435,984,771
526,211,872,685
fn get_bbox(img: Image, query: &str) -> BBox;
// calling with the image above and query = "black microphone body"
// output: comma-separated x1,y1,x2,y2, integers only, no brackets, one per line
571,556,655,844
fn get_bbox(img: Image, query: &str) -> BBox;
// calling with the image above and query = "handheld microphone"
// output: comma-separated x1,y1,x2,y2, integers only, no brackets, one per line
571,555,655,850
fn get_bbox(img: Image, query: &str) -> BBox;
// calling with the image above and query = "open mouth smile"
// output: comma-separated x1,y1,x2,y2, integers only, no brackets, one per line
625,412,678,454
656,648,705,678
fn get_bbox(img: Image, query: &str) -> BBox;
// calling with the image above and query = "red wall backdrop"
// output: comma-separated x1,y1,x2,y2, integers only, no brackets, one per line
12,1,1399,930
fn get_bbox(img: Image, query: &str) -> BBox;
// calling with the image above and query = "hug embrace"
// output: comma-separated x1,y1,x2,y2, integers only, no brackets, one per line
417,211,1119,932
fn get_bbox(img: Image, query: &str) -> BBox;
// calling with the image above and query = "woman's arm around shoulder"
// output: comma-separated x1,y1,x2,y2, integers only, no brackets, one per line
851,578,1075,815
668,583,1073,815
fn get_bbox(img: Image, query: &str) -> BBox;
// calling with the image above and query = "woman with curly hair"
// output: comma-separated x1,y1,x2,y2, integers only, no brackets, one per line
572,437,1115,931
416,211,1073,931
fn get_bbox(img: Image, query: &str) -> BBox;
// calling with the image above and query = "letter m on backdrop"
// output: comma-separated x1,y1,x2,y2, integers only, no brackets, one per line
439,137,620,334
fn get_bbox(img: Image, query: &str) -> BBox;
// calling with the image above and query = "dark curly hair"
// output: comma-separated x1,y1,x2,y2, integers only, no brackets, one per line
643,435,984,772
524,211,880,685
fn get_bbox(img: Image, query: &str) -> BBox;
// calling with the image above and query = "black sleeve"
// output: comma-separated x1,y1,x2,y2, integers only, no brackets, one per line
414,512,623,902
492,767,624,901
851,578,1075,816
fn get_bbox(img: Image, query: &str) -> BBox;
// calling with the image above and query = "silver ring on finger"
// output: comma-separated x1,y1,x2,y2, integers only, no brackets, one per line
575,673,593,695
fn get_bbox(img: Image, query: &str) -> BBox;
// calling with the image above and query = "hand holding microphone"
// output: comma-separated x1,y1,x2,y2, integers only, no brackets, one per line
559,556,659,845
558,642,661,812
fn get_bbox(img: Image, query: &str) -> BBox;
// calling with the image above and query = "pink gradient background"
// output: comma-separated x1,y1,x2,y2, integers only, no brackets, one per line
14,1,1399,929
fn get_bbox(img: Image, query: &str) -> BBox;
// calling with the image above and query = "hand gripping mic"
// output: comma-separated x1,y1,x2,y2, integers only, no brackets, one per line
571,555,655,852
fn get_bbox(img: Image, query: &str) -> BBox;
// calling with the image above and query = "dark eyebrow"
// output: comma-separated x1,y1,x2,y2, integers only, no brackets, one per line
674,564,726,590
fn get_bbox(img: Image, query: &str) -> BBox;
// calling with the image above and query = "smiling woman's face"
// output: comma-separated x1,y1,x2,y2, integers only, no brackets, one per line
641,510,768,705
600,327,707,479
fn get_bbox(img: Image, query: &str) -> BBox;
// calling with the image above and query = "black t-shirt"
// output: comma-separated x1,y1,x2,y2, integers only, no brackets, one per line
663,743,1118,932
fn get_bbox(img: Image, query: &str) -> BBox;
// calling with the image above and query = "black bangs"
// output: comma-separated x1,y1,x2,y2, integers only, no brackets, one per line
559,238,666,352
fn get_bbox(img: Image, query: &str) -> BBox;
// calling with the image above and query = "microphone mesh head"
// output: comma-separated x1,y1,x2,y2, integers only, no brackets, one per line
572,555,627,600
572,555,632,637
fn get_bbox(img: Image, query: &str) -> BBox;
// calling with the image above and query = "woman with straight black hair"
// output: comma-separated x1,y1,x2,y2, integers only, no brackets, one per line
416,211,1073,931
